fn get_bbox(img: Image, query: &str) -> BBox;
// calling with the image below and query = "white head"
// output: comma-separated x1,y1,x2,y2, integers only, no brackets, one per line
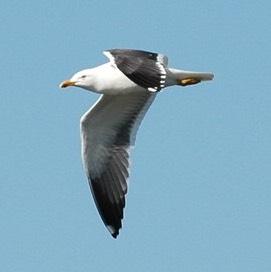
59,69,97,91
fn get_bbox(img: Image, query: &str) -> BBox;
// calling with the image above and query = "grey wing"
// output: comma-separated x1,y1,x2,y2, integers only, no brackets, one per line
104,49,168,92
80,92,156,238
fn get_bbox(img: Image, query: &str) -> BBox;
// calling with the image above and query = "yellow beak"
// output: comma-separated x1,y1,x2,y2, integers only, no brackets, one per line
59,80,76,88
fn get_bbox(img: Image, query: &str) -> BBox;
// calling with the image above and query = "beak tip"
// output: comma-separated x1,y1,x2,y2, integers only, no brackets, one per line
59,80,75,88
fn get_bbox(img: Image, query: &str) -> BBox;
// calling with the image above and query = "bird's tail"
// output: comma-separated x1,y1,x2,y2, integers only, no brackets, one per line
167,68,214,86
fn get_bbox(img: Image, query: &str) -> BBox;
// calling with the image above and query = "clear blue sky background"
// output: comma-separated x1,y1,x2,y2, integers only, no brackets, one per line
1,1,270,271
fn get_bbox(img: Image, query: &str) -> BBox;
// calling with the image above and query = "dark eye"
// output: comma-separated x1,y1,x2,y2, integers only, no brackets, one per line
81,75,87,79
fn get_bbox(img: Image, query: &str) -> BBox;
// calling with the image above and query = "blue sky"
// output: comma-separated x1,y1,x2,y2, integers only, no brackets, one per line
1,1,271,271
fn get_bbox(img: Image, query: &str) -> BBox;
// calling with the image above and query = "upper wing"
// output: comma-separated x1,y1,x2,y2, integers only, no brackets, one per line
104,49,168,92
80,92,156,238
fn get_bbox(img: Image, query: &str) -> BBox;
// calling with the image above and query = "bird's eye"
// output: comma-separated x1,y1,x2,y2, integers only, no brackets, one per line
81,75,87,79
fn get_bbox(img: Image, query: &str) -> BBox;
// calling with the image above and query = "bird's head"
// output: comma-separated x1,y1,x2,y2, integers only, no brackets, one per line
59,69,96,91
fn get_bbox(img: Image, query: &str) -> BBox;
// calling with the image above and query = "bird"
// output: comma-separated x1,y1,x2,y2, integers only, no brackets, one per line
60,49,214,238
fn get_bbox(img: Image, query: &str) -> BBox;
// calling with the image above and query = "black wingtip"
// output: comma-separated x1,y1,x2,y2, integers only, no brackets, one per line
106,224,120,239
112,232,118,239
110,229,119,239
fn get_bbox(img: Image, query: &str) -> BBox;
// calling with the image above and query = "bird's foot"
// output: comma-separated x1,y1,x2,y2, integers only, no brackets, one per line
177,78,201,86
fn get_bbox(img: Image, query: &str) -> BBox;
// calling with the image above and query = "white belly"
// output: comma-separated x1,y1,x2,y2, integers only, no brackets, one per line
94,63,145,95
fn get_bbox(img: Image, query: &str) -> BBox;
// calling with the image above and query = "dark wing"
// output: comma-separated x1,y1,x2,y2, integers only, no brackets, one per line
104,49,168,92
80,92,156,238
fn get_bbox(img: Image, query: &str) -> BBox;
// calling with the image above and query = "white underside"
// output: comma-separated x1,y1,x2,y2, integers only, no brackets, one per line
91,63,146,95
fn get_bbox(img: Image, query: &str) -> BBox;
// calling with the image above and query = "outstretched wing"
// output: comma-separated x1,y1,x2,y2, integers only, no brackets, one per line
104,49,168,92
80,92,156,238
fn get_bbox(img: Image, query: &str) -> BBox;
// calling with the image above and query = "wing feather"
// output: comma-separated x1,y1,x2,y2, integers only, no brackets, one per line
80,92,156,238
104,49,168,91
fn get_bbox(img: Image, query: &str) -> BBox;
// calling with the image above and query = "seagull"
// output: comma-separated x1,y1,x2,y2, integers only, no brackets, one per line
60,49,214,238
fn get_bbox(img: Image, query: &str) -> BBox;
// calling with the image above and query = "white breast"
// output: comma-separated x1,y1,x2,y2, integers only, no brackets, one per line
93,63,145,95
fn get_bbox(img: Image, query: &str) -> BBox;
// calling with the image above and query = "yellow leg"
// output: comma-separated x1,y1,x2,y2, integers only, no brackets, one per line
177,78,201,86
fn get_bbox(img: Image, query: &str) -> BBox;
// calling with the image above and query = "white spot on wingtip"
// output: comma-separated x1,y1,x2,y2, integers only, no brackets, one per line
148,87,158,92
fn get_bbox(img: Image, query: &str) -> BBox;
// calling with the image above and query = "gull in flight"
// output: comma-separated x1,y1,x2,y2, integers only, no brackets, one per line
60,49,214,238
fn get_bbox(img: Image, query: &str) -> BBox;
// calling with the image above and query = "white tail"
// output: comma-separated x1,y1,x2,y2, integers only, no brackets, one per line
167,68,214,86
